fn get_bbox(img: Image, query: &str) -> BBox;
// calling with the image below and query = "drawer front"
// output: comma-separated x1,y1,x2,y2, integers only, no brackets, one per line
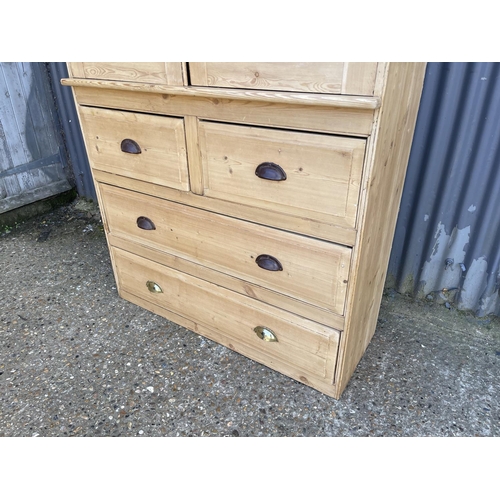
189,62,378,96
100,183,351,316
68,62,184,85
198,121,366,230
112,247,339,379
79,107,190,191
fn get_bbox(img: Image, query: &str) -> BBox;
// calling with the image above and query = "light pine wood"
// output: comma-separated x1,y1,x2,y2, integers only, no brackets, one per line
189,62,378,96
66,63,84,78
372,63,389,97
67,62,184,85
94,169,358,246
118,287,339,390
180,63,189,86
65,62,426,399
335,62,427,397
341,63,379,96
62,78,381,110
100,183,352,316
184,115,204,194
70,85,376,137
189,62,208,86
108,232,346,330
78,106,190,191
198,121,366,230
164,63,185,85
112,247,340,379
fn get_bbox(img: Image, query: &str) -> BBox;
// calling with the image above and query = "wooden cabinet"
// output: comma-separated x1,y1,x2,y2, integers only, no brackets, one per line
63,62,426,398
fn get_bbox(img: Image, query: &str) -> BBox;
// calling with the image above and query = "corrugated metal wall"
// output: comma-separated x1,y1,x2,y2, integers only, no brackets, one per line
0,62,73,213
388,62,500,317
48,63,96,201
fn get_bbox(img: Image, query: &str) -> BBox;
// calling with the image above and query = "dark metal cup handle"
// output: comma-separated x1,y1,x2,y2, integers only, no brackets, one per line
121,138,141,154
256,254,283,271
255,162,287,181
137,216,156,230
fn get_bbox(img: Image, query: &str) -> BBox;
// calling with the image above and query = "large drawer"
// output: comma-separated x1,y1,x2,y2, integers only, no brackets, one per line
111,247,340,379
68,62,184,85
100,183,351,316
79,106,190,191
198,121,366,231
189,62,378,96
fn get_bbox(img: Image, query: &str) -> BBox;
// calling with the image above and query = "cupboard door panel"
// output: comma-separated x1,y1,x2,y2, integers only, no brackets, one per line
189,62,377,96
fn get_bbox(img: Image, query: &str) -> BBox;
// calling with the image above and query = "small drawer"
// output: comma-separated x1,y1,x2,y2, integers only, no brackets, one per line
112,247,340,379
189,62,378,96
100,183,351,316
68,62,184,85
79,107,190,191
198,121,366,232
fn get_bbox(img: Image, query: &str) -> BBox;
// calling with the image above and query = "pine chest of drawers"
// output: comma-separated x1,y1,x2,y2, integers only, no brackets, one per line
63,62,426,399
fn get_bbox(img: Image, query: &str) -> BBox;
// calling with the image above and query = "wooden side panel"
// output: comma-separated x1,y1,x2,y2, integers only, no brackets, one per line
335,63,427,397
67,62,184,85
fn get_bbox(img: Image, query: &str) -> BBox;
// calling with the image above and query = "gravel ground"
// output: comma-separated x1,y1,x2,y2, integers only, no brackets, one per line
1,197,499,437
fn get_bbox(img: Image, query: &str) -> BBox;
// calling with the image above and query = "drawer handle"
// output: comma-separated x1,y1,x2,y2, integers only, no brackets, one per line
254,326,278,342
137,216,156,231
121,138,142,154
146,281,163,293
256,254,283,272
255,162,287,181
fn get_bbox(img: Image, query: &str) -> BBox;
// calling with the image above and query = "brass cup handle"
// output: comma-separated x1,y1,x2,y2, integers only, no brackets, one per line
254,326,278,342
146,281,163,293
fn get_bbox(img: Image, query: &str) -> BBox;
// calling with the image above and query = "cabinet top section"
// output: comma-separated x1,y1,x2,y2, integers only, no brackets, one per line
64,62,386,110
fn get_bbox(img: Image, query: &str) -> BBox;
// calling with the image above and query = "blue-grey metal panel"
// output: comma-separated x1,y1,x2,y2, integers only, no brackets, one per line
0,62,73,213
388,62,500,316
48,63,96,201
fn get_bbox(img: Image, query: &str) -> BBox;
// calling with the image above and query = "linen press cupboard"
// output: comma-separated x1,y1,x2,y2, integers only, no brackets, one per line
62,62,426,399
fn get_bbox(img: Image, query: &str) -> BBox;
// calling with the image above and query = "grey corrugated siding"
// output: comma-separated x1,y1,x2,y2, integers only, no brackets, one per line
388,62,500,316
48,63,96,201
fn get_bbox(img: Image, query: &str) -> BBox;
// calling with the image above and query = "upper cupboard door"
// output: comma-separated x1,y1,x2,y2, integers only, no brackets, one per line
188,62,378,96
67,63,185,85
